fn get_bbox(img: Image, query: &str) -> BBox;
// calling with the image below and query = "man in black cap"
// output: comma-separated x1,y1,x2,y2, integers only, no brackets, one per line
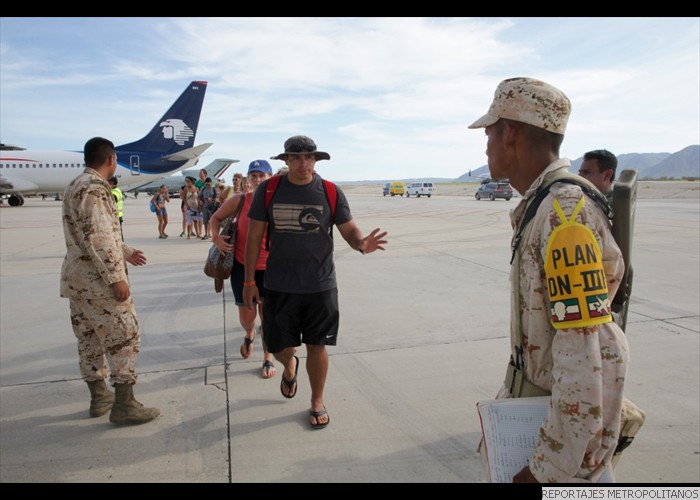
243,135,388,430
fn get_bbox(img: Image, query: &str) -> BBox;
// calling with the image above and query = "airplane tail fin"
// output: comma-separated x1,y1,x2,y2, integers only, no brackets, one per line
117,81,208,156
209,159,238,179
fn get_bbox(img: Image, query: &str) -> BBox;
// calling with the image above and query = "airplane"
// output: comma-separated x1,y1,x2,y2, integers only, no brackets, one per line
0,81,212,206
126,158,240,198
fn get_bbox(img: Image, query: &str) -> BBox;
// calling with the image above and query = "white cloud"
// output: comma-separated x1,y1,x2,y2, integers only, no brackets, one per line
1,17,698,182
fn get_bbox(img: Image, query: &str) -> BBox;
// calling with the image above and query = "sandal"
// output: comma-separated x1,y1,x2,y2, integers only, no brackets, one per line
262,360,276,379
239,330,255,359
309,406,330,429
280,355,299,399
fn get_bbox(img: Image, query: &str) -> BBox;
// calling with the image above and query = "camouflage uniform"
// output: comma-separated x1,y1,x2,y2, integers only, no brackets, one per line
60,168,140,385
497,159,629,482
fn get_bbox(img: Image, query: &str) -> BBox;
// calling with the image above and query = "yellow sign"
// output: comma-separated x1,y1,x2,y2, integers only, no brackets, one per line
545,197,612,329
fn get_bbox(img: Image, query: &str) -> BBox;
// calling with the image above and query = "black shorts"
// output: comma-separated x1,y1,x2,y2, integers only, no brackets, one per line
230,259,266,306
263,288,339,353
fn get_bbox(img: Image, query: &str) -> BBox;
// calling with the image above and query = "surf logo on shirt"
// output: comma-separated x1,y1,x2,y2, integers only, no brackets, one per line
545,197,612,329
272,204,324,234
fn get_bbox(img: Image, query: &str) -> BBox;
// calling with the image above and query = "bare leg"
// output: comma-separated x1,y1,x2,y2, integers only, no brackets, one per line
238,305,256,359
258,303,276,379
274,347,298,397
306,344,329,426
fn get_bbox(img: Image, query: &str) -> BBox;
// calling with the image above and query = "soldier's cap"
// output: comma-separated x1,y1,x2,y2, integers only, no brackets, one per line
247,160,273,175
271,135,330,161
468,77,571,135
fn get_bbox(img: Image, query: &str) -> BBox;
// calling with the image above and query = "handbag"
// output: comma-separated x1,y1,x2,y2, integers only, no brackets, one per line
203,195,245,292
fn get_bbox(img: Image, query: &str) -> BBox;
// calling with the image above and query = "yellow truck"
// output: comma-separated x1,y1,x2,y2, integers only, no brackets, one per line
383,181,405,197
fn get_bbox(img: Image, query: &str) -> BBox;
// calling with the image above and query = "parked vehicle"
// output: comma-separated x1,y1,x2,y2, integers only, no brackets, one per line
475,182,513,201
383,181,405,197
405,182,435,198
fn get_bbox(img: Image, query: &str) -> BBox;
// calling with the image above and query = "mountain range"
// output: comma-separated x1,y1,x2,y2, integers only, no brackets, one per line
459,145,700,183
355,145,699,184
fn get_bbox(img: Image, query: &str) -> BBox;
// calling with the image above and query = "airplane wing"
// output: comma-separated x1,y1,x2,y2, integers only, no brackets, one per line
163,143,213,162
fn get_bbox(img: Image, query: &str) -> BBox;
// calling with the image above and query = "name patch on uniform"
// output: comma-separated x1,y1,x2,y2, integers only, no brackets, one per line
545,197,612,329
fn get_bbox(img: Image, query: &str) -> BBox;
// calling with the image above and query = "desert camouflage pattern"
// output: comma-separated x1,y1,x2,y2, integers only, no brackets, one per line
60,168,135,299
69,297,139,385
498,159,629,483
468,77,571,135
61,168,140,384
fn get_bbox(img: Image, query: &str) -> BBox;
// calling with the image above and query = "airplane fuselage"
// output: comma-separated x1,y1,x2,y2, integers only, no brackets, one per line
0,80,210,206
0,150,197,196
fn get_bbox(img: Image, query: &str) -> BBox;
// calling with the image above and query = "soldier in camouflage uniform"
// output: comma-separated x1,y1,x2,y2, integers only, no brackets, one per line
60,137,160,426
469,78,629,482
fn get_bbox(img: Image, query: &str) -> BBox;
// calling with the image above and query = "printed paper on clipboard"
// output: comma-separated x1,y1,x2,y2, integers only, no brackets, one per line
476,396,550,483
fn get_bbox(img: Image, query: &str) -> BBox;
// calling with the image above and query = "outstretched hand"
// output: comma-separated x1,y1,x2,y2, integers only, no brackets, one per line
361,228,388,254
127,250,147,266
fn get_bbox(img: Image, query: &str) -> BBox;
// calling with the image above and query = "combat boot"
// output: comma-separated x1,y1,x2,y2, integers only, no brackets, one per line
87,379,115,418
109,383,160,426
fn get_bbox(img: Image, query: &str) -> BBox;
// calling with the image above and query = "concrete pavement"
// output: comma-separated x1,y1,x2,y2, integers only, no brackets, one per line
1,185,698,483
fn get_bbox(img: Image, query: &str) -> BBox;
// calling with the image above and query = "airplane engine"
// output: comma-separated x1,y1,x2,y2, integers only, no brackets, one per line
8,194,25,206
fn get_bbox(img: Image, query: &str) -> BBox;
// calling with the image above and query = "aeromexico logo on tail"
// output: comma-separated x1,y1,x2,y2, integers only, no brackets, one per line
159,118,194,146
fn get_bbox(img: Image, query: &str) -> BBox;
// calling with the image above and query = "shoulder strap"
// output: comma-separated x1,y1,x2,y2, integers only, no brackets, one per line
263,174,337,251
265,174,282,210
264,174,337,218
233,193,245,218
510,176,612,265
321,178,337,221
264,175,283,251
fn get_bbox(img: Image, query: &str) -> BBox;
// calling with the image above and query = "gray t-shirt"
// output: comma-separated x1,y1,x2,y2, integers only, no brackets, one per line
248,174,352,293
200,186,217,206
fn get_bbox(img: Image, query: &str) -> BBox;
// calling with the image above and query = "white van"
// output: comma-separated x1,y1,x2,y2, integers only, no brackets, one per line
405,182,435,198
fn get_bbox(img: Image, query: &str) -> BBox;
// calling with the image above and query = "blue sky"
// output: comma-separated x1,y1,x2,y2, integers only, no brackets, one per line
1,17,698,183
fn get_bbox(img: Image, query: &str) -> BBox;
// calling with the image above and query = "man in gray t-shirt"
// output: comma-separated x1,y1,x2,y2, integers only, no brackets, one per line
243,135,388,430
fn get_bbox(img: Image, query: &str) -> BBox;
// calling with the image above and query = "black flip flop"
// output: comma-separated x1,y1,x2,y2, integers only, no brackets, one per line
310,406,330,430
239,331,255,359
280,355,299,399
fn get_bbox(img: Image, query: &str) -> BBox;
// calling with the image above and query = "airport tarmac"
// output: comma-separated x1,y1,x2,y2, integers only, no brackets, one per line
1,182,698,484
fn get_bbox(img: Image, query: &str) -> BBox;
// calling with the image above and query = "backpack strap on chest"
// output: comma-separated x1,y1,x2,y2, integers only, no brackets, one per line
264,173,338,251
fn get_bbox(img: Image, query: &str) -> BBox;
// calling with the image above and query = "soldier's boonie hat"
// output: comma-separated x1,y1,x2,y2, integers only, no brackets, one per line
468,77,571,135
271,135,330,161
